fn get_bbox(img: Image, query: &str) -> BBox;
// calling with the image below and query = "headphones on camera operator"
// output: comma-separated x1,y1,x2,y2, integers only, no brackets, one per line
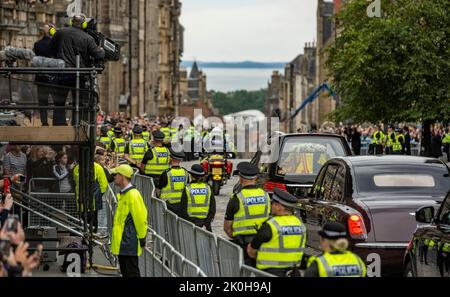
68,14,88,30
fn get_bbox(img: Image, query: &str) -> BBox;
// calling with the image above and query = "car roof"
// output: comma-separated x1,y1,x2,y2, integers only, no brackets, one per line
333,155,445,166
278,133,347,140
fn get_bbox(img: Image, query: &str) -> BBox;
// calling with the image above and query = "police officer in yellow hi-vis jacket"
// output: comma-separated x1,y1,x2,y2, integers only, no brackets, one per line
73,161,108,233
125,125,149,167
180,164,216,231
140,130,170,185
224,162,270,266
157,145,189,216
304,222,366,277
110,164,148,278
247,188,306,277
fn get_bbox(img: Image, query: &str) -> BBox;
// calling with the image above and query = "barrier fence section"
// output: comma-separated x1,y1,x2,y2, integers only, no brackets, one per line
133,174,272,278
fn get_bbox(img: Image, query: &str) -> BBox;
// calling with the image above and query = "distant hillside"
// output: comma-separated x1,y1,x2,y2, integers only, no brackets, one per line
181,60,285,69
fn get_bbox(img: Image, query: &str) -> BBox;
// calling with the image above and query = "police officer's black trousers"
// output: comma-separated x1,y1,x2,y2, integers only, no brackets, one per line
118,255,141,277
444,144,450,162
232,236,256,267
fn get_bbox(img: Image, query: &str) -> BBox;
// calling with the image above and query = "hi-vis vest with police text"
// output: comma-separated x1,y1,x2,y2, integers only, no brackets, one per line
232,188,270,237
186,182,211,219
307,251,367,277
98,136,112,150
393,134,404,152
113,137,126,155
144,146,170,175
160,167,189,204
160,127,171,142
256,215,306,270
129,139,148,163
442,134,450,144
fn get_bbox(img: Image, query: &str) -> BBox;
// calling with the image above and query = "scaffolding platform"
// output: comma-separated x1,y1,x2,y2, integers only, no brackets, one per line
0,126,88,143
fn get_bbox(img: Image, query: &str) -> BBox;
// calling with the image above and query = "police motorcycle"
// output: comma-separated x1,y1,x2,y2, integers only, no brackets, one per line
200,132,233,195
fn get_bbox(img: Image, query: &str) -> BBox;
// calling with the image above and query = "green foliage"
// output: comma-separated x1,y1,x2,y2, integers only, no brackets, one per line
327,0,450,123
211,89,267,115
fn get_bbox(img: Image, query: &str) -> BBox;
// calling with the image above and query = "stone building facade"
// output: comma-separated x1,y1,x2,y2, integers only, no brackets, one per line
0,0,183,118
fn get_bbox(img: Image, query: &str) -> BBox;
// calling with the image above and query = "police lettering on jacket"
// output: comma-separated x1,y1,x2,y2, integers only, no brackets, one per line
281,225,305,235
171,176,187,183
245,196,267,205
157,152,169,157
332,265,361,277
190,188,208,195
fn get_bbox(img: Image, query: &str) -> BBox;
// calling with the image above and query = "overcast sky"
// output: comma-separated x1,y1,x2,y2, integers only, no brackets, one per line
180,0,317,62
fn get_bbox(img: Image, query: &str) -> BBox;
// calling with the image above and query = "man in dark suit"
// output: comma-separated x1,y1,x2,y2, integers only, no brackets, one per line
403,126,412,155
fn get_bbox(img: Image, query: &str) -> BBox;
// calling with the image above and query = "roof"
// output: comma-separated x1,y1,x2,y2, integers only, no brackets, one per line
335,155,445,166
189,61,201,78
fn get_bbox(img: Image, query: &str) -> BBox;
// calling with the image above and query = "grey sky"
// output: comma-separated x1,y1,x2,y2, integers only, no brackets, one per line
180,0,317,62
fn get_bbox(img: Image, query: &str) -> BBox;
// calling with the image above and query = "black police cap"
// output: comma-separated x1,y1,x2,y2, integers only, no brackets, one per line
152,130,165,141
189,164,205,177
113,127,122,134
169,144,185,160
100,126,108,134
237,162,259,180
272,188,298,208
133,125,143,134
319,222,347,240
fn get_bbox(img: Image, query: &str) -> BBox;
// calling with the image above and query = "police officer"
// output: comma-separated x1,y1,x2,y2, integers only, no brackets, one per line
370,125,385,155
441,127,450,162
157,146,189,216
393,128,405,155
73,161,108,233
110,127,127,160
125,125,149,167
106,122,115,139
110,164,148,278
140,130,170,185
180,164,216,232
224,162,270,266
385,125,396,155
160,122,172,144
247,188,306,277
141,125,150,142
97,126,112,150
304,222,366,277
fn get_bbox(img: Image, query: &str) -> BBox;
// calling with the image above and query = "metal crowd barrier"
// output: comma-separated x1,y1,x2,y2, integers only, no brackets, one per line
27,178,78,229
132,174,274,278
358,142,421,156
140,230,207,277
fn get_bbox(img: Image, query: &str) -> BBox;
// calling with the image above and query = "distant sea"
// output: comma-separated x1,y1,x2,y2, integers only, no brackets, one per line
187,67,284,93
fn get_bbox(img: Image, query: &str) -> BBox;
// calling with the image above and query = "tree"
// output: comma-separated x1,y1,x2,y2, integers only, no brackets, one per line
327,0,450,124
211,89,267,115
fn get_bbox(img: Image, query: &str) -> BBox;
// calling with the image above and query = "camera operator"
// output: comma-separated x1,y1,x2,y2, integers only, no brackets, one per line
49,14,105,126
33,23,57,127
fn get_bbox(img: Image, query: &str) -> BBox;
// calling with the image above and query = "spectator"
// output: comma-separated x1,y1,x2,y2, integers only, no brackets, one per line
350,125,362,156
0,220,42,277
52,152,74,193
26,146,54,192
3,145,27,178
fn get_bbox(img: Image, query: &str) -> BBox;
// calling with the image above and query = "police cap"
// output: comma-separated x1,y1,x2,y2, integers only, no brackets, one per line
113,127,122,134
100,126,108,134
133,125,143,134
237,162,259,180
271,188,298,208
188,164,205,177
152,130,165,141
319,222,347,240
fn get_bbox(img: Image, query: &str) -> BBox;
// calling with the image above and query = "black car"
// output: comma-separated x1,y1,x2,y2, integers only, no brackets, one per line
296,156,450,277
404,190,450,277
234,133,352,195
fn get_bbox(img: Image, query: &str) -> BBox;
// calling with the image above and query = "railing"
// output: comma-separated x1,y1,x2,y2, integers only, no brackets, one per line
359,141,421,156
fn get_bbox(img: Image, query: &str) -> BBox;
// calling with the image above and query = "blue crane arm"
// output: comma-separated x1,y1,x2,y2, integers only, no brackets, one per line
290,82,336,119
